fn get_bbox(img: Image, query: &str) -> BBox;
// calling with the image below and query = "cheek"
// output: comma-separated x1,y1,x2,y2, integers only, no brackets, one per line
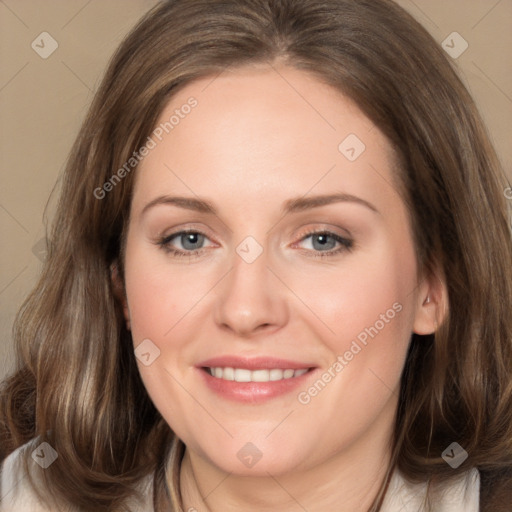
125,272,176,341
315,248,416,390
290,246,416,355
293,263,414,444
295,244,417,415
123,241,203,341
123,245,200,421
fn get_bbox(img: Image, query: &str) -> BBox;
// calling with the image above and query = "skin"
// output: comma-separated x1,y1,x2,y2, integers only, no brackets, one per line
116,63,446,511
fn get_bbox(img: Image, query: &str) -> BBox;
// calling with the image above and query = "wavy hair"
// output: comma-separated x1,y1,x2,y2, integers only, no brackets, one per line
1,0,511,510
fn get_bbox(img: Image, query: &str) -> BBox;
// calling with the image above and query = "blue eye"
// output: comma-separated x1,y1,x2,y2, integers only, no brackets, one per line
296,231,354,258
157,229,353,259
157,230,210,258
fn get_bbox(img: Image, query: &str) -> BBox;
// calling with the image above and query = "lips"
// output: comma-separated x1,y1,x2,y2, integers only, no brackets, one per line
196,356,317,403
197,355,315,370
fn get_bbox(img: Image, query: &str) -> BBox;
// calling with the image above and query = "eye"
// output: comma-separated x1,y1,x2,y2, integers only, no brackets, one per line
295,230,354,258
156,228,354,259
157,229,213,258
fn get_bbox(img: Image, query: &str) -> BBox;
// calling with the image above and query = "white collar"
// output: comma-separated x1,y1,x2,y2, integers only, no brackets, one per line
380,467,480,512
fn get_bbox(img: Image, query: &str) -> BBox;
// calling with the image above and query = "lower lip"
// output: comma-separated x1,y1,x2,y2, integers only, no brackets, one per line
197,367,316,403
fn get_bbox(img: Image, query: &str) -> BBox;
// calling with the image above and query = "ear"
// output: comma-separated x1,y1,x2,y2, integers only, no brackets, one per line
412,265,448,335
110,261,131,331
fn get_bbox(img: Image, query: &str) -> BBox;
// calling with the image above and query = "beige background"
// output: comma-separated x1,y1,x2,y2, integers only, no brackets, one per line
1,0,511,381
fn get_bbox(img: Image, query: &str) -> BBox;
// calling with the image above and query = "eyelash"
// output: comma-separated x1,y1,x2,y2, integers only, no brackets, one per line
157,228,354,259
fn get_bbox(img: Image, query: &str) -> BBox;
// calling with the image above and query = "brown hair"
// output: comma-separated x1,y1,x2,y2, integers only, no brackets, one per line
1,0,511,510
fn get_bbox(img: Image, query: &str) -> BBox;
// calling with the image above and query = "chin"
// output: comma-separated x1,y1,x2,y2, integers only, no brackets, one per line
196,436,310,476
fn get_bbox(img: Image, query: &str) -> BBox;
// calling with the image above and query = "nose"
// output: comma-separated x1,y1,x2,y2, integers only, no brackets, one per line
213,242,289,338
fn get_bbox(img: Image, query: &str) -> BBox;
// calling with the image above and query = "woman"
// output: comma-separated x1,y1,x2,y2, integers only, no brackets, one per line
1,0,511,510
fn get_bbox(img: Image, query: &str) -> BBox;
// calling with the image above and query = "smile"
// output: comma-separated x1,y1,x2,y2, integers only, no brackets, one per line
205,367,310,382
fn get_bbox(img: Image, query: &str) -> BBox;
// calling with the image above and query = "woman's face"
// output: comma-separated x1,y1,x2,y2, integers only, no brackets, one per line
122,64,436,476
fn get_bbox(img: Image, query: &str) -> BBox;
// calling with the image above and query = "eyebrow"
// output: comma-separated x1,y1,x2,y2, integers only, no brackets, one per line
141,192,379,217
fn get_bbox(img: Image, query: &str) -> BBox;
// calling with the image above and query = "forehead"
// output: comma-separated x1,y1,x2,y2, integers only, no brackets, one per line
132,64,400,216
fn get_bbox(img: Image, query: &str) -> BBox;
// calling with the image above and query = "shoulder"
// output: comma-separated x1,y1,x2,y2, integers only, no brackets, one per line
0,438,155,512
381,467,480,512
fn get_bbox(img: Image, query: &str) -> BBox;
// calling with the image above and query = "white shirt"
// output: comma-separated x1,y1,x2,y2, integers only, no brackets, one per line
1,439,480,511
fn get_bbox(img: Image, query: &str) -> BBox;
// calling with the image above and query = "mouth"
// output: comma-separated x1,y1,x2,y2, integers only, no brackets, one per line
202,366,312,382
196,356,317,403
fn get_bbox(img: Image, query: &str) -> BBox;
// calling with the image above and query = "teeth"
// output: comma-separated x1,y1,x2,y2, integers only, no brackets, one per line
207,367,309,382
234,369,252,382
251,369,270,382
283,369,294,379
269,369,283,381
223,367,235,381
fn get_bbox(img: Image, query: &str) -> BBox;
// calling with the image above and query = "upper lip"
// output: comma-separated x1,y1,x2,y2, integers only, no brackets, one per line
197,356,316,370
